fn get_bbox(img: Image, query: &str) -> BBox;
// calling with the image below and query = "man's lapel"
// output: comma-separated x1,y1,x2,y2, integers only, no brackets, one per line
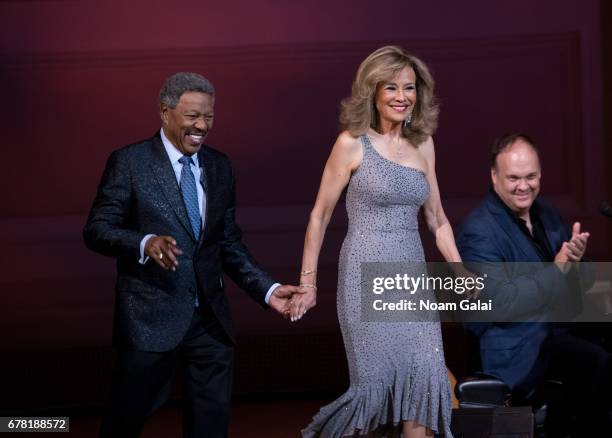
149,134,197,240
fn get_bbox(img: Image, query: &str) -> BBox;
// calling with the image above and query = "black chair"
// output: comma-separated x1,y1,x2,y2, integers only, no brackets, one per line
453,330,564,438
455,372,512,409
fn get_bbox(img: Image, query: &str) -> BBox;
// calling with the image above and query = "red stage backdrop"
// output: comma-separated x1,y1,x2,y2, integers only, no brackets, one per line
0,0,608,411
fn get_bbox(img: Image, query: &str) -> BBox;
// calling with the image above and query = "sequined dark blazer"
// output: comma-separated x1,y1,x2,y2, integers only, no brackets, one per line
83,132,274,351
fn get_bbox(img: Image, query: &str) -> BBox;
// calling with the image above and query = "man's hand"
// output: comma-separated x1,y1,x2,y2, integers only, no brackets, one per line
565,222,589,261
554,222,590,273
145,236,183,271
268,284,301,318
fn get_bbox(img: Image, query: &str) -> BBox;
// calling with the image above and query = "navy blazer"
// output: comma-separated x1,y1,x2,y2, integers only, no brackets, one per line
84,133,274,351
456,190,576,390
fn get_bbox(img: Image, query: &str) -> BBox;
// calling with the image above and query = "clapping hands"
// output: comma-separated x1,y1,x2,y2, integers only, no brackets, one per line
554,222,589,273
562,222,589,261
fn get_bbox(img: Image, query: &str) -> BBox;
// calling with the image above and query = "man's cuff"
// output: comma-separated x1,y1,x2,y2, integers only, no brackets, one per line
264,283,281,304
138,234,156,264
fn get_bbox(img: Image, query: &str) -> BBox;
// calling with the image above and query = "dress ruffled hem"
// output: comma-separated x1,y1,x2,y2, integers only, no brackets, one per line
301,363,453,437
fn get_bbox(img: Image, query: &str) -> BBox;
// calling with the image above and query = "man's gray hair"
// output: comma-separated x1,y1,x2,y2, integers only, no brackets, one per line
159,72,215,108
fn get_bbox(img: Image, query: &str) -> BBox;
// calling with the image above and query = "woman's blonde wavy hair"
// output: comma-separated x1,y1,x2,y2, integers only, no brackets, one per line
340,46,438,146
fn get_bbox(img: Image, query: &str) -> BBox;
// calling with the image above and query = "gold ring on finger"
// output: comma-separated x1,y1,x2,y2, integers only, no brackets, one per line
158,252,164,260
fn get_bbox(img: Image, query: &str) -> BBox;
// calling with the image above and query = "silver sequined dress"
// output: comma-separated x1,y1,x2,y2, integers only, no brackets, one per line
302,135,453,437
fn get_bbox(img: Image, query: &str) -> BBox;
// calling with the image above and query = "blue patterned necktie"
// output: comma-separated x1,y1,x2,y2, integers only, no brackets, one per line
178,155,201,240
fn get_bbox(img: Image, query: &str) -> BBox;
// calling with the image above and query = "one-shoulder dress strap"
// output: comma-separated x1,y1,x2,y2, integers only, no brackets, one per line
359,133,375,157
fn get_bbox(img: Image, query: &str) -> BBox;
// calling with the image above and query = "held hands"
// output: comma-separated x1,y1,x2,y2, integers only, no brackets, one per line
268,284,303,318
269,283,317,322
145,236,183,271
288,286,317,322
270,269,319,322
287,268,318,322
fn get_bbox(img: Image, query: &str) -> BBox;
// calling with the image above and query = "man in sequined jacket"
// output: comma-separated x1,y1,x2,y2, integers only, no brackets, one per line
84,72,298,438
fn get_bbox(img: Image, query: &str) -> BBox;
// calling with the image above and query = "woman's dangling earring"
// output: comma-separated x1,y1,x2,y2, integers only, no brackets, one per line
404,113,412,128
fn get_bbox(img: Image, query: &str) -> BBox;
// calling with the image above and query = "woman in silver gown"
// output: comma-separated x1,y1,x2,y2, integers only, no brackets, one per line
292,46,464,437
